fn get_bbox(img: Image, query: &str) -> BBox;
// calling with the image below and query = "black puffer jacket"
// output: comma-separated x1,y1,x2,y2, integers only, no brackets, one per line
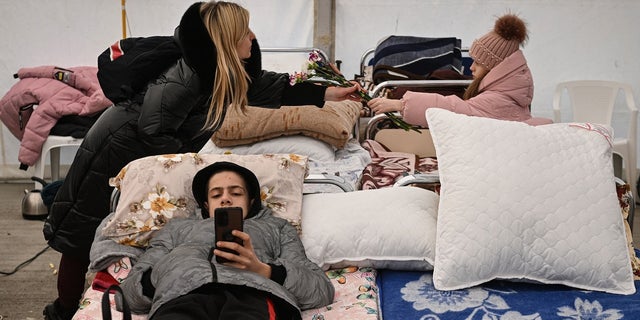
43,2,327,256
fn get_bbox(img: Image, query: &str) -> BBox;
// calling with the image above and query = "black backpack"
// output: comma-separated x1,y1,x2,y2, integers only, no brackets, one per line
97,36,182,103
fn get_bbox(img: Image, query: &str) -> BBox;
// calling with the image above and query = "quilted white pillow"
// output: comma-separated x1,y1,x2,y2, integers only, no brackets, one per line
301,187,438,271
426,108,635,294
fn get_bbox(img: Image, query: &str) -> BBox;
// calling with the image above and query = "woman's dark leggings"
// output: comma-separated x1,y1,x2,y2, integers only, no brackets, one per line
56,253,90,311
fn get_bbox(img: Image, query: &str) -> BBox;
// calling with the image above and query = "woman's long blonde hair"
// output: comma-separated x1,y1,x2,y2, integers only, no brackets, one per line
201,1,251,130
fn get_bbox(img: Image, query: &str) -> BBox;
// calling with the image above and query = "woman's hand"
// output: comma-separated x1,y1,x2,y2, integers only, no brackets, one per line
213,230,271,279
324,83,364,102
368,97,404,114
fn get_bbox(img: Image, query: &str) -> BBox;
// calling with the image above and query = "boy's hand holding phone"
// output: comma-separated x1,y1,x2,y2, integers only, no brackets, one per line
213,207,272,278
214,207,244,264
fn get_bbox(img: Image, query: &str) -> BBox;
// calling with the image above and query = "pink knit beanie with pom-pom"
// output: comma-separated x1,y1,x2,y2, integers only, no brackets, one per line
469,14,528,70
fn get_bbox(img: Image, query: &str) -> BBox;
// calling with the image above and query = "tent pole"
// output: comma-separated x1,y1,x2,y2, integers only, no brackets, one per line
121,0,127,39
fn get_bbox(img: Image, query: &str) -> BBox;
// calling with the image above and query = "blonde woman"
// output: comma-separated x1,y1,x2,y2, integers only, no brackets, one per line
43,2,356,319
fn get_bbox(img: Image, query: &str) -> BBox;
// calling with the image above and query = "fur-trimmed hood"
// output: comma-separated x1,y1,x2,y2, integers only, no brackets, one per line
176,2,216,90
175,1,262,91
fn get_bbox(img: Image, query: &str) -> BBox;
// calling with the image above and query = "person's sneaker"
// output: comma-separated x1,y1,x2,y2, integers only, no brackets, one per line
43,299,77,320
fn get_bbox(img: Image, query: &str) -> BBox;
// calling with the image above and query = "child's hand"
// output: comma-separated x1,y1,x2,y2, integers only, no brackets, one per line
368,97,404,114
214,230,272,278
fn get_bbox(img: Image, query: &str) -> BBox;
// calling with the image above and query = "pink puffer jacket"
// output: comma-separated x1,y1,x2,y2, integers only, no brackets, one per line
400,50,553,127
0,66,113,166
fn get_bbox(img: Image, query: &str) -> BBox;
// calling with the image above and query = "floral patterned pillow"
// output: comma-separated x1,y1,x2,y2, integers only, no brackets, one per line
101,153,308,247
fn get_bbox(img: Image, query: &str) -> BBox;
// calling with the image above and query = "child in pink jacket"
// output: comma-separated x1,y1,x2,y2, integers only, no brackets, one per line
368,14,552,127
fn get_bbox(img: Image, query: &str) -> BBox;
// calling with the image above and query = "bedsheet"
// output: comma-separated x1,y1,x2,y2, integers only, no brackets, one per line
377,263,640,320
301,266,379,319
304,138,372,193
73,258,379,320
359,139,438,190
199,136,371,194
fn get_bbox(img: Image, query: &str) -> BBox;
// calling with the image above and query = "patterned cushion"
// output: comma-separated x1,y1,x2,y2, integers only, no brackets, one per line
359,139,437,190
101,153,308,247
617,182,640,279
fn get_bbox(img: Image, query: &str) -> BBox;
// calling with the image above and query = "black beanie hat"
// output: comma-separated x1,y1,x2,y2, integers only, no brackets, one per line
192,161,262,219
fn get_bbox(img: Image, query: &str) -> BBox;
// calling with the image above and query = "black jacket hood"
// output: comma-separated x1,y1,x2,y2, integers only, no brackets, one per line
176,2,216,91
175,2,262,91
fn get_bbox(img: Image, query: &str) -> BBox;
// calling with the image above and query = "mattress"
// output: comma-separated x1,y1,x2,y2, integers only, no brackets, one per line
73,259,380,320
377,264,640,319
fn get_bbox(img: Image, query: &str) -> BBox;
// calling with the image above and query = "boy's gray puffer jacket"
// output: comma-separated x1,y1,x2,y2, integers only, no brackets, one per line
118,208,334,318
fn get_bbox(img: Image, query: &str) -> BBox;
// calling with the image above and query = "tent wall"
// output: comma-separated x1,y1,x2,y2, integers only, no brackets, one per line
1,0,639,181
335,0,640,140
0,0,312,180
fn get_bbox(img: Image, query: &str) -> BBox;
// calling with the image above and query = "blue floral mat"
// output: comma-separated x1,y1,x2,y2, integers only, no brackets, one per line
377,270,640,319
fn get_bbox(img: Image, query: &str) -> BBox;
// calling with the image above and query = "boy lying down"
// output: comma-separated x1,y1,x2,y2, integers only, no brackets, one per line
89,162,334,320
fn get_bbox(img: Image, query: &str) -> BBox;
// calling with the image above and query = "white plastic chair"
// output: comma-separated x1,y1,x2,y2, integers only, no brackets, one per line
552,80,638,187
32,135,83,189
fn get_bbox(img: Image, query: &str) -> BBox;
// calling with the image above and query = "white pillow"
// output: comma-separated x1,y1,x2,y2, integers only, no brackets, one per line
301,187,438,271
426,108,635,294
200,135,335,162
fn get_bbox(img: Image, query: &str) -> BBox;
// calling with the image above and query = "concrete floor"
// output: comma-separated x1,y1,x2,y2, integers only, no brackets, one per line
0,180,639,320
0,181,60,320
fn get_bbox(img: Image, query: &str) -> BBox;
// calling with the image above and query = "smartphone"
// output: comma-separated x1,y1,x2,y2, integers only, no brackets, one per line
214,207,244,263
